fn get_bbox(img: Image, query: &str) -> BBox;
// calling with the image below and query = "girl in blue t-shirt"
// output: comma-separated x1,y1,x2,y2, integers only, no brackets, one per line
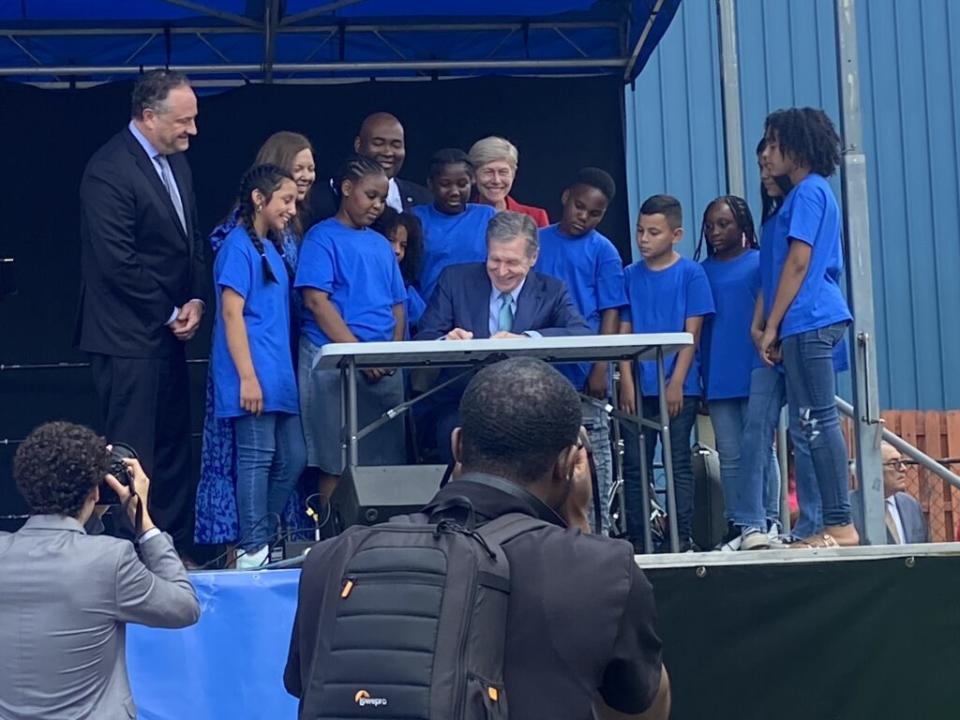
757,108,855,548
695,195,778,550
296,155,408,500
373,206,426,338
197,132,316,547
411,148,496,303
211,164,307,569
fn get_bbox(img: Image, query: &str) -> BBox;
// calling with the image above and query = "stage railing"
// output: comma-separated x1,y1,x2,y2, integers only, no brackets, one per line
836,396,960,490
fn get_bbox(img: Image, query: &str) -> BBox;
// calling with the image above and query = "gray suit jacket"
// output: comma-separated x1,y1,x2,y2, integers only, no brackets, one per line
891,491,930,544
850,490,930,544
0,515,201,720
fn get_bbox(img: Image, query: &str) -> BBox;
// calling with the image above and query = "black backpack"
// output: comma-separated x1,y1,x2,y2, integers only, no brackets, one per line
297,490,551,720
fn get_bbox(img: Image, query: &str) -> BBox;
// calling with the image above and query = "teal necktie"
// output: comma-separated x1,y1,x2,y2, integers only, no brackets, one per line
498,292,514,332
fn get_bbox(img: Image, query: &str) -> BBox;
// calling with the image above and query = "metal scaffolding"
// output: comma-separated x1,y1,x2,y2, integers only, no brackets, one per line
0,0,668,85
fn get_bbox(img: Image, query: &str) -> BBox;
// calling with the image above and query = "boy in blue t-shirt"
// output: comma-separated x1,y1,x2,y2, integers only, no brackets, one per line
536,167,626,534
618,195,715,551
412,149,496,304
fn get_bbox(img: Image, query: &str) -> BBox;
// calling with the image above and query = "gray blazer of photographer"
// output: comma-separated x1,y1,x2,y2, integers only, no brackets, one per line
0,515,200,720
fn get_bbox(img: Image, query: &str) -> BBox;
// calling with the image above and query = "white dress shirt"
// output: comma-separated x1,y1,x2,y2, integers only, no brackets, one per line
386,178,404,212
886,495,906,544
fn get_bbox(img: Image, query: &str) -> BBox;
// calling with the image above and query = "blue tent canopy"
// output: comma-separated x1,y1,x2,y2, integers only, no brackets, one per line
0,0,680,86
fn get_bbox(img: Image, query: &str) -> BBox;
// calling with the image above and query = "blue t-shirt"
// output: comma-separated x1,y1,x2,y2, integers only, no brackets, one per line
412,203,497,304
760,213,849,373
535,224,627,390
701,250,760,400
405,285,427,340
295,218,406,347
622,256,715,397
765,174,852,338
211,227,299,418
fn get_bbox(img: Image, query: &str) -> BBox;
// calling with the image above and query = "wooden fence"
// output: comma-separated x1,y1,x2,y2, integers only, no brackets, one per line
844,411,960,542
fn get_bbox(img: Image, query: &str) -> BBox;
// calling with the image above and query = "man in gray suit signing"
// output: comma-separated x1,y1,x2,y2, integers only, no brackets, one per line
0,421,200,720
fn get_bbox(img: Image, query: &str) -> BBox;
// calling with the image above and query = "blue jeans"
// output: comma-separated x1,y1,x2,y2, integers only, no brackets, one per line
622,396,698,544
710,397,779,529
739,366,823,535
781,323,851,527
234,412,307,551
582,400,613,535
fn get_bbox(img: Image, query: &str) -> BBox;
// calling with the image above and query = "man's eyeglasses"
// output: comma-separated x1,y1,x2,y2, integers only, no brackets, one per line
883,459,908,472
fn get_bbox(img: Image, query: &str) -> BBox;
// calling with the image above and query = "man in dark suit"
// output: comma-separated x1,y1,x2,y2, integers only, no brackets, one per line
416,211,591,460
852,442,930,544
76,69,208,554
310,112,432,219
0,422,199,720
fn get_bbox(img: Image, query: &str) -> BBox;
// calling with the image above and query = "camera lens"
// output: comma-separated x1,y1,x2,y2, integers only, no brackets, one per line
108,443,138,486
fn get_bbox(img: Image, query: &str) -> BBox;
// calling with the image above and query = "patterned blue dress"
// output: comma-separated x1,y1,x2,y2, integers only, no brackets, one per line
194,207,311,544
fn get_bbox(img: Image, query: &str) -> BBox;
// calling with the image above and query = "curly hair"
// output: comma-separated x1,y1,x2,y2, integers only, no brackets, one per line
459,357,582,482
372,206,424,285
764,106,841,178
13,422,108,517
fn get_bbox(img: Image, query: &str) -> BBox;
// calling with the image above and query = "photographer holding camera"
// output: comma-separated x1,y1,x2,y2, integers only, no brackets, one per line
0,421,200,720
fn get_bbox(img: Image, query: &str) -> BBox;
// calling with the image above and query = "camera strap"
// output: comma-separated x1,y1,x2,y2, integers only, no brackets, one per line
123,490,144,537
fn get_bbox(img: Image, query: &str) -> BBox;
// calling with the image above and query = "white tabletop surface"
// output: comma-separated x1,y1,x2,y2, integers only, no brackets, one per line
316,333,693,369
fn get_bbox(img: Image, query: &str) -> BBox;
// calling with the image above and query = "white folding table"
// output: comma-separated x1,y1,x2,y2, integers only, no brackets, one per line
317,333,693,552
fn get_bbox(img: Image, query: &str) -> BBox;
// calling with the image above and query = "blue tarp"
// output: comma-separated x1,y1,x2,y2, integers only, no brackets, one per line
128,570,301,720
0,0,680,84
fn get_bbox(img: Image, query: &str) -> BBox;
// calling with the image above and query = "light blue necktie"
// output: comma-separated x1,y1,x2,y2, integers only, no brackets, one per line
155,154,187,232
497,292,514,332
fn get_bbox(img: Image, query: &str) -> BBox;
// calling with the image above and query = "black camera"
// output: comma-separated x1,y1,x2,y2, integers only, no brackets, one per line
108,443,138,487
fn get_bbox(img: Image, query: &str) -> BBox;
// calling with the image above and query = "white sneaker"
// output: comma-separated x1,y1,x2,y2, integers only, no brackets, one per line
740,528,770,551
235,545,269,570
719,534,742,552
766,521,786,549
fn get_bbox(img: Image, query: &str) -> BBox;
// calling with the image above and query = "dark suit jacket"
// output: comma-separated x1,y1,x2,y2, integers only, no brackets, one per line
75,127,208,358
309,176,431,221
416,262,591,340
851,490,930,544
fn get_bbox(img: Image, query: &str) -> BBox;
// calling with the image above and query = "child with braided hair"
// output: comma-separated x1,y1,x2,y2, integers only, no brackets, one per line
296,155,407,500
210,164,307,568
196,132,316,549
695,195,778,549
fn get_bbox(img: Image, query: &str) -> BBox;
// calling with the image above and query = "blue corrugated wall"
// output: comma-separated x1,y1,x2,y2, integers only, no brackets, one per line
626,0,960,410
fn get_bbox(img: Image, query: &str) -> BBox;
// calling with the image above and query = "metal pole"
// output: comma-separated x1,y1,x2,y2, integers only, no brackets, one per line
777,406,791,534
635,372,654,553
623,0,667,81
656,348,681,551
263,0,279,83
836,397,960,489
717,0,745,198
0,57,628,77
339,365,347,471
834,0,884,545
0,21,620,36
346,359,359,470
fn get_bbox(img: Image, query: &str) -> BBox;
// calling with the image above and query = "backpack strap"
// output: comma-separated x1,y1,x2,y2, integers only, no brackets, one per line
476,512,553,547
